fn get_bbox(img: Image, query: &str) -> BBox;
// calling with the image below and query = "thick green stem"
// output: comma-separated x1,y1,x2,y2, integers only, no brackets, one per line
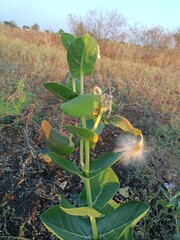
84,140,98,240
72,78,76,92
80,70,98,239
90,217,98,240
80,139,85,171
85,178,98,239
79,69,85,171
80,70,84,95
85,139,90,171
80,117,86,171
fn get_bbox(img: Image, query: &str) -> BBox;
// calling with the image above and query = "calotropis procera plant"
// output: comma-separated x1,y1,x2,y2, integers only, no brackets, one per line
40,33,149,240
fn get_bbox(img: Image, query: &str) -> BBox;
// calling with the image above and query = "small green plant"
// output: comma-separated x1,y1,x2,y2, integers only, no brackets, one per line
158,185,180,240
39,33,149,239
0,79,34,121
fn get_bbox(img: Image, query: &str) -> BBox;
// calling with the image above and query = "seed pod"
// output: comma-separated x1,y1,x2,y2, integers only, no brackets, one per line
107,115,142,136
41,120,75,156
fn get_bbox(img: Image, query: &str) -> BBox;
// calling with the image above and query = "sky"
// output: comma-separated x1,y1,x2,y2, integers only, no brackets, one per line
0,0,179,32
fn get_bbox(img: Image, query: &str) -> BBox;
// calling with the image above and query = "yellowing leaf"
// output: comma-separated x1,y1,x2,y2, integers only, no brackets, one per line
41,120,75,156
108,115,142,136
38,153,52,164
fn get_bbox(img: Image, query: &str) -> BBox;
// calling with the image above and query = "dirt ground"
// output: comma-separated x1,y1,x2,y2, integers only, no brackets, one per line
0,115,123,239
0,61,179,239
0,109,179,240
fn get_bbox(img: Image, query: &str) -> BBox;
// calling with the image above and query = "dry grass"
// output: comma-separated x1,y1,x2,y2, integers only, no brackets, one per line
99,40,180,70
0,24,179,122
0,24,61,46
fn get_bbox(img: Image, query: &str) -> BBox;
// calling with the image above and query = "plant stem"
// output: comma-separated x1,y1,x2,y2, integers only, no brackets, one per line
80,139,85,171
84,139,98,239
85,139,90,170
72,78,76,92
85,181,98,239
80,70,84,95
80,117,86,171
80,70,98,239
79,69,85,171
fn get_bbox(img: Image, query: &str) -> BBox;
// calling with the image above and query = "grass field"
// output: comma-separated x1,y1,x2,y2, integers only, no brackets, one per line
0,24,179,239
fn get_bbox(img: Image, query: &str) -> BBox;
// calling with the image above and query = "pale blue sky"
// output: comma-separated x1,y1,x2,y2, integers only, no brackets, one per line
0,0,179,32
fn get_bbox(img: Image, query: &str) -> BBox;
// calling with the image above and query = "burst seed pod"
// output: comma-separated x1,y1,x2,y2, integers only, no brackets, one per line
41,120,75,156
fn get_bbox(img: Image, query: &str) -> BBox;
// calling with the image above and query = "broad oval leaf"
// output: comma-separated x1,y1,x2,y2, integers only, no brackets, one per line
67,34,98,77
42,120,75,156
61,32,75,50
59,195,104,218
48,152,86,179
40,205,92,240
107,115,142,136
80,168,120,210
65,126,98,143
89,152,123,179
43,82,78,101
60,94,100,118
97,200,149,240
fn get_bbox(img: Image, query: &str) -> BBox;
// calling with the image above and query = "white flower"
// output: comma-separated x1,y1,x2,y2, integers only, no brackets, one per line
115,134,147,165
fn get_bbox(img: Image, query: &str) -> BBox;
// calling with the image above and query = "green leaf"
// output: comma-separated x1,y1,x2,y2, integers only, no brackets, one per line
43,82,78,101
171,191,180,200
40,205,92,240
157,200,173,208
80,168,119,210
97,200,149,240
161,187,170,199
170,193,180,208
107,115,142,136
61,32,75,50
173,207,180,216
89,152,123,178
67,34,98,77
48,152,86,178
173,233,180,240
59,195,104,218
60,94,100,118
91,168,120,209
119,227,133,240
42,120,75,156
100,199,120,215
65,126,98,143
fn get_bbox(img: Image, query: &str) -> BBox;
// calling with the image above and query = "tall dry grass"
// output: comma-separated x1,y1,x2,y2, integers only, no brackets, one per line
0,31,67,70
0,24,61,46
99,40,180,70
0,24,179,119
